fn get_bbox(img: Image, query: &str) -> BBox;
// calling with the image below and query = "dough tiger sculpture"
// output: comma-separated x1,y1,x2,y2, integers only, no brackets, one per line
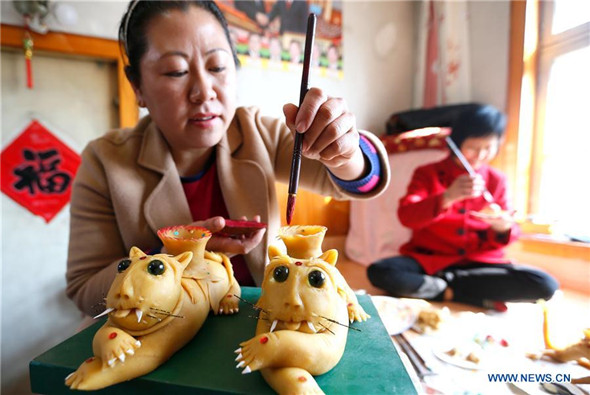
65,226,240,390
235,225,369,394
527,302,590,384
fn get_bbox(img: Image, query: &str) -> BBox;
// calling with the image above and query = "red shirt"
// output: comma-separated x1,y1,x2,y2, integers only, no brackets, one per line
181,161,255,286
398,156,519,275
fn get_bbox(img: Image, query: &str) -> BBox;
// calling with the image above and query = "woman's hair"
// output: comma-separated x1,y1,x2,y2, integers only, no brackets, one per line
118,0,239,86
450,104,507,148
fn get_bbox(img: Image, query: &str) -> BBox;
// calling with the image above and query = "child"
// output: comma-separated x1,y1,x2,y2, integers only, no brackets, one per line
368,105,557,311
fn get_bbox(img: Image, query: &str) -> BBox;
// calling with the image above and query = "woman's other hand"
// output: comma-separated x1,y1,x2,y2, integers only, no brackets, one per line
442,174,486,208
283,87,364,180
189,216,266,256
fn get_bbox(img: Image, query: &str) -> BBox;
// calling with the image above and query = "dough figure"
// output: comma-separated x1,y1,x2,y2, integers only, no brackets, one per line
534,302,590,384
66,226,239,390
543,329,590,384
236,225,369,394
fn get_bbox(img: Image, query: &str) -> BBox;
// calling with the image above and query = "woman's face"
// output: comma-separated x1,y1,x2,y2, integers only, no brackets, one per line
460,135,500,169
133,6,237,151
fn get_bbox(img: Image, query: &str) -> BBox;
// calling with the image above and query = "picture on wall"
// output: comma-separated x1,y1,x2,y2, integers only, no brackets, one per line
217,0,343,79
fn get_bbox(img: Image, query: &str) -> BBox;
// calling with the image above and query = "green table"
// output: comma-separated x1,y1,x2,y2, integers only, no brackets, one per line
30,287,416,394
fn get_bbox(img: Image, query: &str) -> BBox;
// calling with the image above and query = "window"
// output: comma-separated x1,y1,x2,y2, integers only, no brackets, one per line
515,0,590,238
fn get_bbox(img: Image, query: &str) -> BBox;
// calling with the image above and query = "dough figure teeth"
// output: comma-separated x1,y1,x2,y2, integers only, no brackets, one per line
307,321,317,333
93,307,114,319
136,309,143,323
270,320,278,333
118,353,125,362
112,309,131,318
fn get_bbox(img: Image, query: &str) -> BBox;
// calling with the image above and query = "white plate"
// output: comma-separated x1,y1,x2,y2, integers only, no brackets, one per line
370,295,417,335
432,342,488,370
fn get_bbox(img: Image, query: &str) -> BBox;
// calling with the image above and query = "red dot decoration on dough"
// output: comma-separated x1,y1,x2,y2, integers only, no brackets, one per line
109,332,117,339
295,261,302,266
140,256,147,260
85,357,95,363
348,303,353,307
227,294,232,298
298,376,307,382
260,336,269,344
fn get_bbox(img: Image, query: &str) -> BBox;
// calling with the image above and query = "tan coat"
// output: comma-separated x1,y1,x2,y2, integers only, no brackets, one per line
66,106,390,316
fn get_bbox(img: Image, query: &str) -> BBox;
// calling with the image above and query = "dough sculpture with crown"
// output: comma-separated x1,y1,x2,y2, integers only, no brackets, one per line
235,225,370,394
65,226,240,390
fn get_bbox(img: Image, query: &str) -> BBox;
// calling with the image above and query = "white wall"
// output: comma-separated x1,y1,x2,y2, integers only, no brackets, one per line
1,1,510,394
468,1,510,112
1,49,119,394
342,1,416,135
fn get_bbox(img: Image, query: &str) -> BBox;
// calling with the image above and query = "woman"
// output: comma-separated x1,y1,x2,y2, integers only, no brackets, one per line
66,0,390,317
368,105,557,311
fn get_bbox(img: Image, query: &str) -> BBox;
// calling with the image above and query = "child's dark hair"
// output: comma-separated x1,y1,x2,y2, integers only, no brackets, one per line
450,105,507,148
118,0,239,86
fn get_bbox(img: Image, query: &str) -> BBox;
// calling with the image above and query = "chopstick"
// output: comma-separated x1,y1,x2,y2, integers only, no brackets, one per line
286,13,316,225
393,333,435,379
444,136,495,204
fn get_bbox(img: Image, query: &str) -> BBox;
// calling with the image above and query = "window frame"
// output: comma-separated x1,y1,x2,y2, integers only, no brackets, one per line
530,2,590,215
502,0,590,261
503,0,590,225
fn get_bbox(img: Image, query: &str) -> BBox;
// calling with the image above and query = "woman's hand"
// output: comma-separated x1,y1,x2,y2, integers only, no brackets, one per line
442,174,486,208
283,87,365,180
187,216,266,256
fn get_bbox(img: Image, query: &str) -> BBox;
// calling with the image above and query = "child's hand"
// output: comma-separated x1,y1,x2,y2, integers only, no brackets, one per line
442,174,486,207
470,208,516,233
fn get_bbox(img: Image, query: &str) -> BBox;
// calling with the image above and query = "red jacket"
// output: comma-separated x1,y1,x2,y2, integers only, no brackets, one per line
398,156,519,274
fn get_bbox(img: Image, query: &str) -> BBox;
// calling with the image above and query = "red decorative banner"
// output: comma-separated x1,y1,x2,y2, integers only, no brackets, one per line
1,120,81,222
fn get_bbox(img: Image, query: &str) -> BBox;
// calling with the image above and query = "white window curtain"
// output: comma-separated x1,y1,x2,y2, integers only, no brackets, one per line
413,0,472,108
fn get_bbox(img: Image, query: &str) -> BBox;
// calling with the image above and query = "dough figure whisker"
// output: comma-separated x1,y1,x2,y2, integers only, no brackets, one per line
233,294,270,315
149,307,184,319
318,322,335,335
318,315,361,332
146,314,162,322
248,315,268,321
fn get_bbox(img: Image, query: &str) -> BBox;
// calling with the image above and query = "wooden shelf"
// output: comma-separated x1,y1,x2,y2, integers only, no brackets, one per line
1,23,138,128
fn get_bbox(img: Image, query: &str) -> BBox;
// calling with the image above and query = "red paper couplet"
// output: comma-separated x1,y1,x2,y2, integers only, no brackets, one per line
1,120,81,222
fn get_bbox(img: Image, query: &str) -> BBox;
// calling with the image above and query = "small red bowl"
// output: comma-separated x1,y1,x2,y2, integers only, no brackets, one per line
216,220,267,238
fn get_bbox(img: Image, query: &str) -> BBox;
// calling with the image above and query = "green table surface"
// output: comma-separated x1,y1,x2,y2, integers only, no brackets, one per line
30,287,416,394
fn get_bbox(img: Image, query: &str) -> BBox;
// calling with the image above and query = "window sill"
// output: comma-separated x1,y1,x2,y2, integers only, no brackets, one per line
518,233,590,261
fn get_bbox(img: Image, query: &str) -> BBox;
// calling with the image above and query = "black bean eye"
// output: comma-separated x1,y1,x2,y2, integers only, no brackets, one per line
308,270,325,288
147,259,165,275
273,265,289,282
117,259,131,273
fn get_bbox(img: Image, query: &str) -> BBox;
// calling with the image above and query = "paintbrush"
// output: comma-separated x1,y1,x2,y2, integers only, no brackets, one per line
444,136,495,203
286,13,317,225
